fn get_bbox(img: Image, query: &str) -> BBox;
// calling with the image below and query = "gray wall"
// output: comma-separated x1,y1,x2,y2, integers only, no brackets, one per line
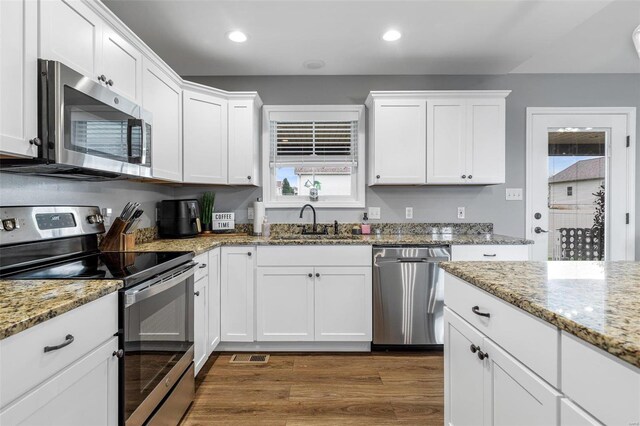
184,74,640,250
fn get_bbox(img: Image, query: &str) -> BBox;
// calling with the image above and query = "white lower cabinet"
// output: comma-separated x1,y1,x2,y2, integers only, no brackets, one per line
561,399,602,426
0,337,119,426
257,267,315,341
221,247,255,342
451,244,529,261
207,248,221,355
444,307,560,426
314,267,371,341
193,275,208,375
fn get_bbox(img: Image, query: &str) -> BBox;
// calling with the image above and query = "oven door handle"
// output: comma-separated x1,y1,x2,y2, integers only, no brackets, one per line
124,262,196,308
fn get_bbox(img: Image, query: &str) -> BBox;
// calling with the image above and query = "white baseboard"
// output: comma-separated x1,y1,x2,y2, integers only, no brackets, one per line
216,341,371,352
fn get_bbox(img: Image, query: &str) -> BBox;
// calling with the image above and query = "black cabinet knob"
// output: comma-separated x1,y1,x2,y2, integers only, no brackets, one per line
468,175,472,179
461,175,467,179
194,291,200,296
112,349,124,358
107,79,114,86
477,350,488,360
470,344,479,353
247,176,251,180
247,252,252,256
29,137,42,146
315,273,320,278
376,175,381,179
98,74,106,82
308,273,313,278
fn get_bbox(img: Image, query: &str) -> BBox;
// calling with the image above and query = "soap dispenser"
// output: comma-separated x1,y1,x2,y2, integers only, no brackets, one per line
361,212,371,235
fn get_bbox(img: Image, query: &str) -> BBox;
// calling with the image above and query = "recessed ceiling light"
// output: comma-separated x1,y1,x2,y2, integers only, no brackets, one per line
303,60,325,70
382,30,402,42
227,31,248,43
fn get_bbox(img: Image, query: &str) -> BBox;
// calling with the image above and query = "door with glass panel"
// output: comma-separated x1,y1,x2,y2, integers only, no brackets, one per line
527,109,635,261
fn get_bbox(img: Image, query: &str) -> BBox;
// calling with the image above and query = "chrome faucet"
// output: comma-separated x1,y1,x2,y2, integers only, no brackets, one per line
299,204,318,234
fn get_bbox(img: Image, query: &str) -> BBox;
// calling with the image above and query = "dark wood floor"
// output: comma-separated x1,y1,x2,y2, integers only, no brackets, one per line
180,352,444,425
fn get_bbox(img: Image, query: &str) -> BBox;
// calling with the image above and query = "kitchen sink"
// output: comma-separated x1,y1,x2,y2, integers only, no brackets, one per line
271,234,355,240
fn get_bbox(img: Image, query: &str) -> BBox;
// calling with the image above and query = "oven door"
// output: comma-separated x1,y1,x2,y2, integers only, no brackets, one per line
44,60,152,177
122,262,195,426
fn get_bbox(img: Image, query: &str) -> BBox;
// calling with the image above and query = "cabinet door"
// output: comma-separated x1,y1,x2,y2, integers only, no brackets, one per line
314,267,372,341
194,277,208,375
483,338,560,426
228,99,259,185
372,99,426,184
39,0,102,79
0,337,118,426
101,27,142,103
207,248,221,354
466,99,505,184
0,0,38,157
561,399,602,426
142,58,183,181
221,247,255,342
182,90,228,184
444,307,485,426
257,267,314,341
426,99,467,184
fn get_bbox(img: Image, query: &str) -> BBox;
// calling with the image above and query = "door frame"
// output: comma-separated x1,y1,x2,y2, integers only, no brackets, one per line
526,107,636,261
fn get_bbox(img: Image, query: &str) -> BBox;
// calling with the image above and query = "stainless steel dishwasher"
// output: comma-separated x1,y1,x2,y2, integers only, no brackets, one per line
373,246,450,348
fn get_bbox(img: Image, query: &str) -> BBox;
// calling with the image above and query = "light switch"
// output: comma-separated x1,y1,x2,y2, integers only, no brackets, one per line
368,207,381,220
406,207,413,219
248,207,254,220
506,188,523,201
457,207,465,219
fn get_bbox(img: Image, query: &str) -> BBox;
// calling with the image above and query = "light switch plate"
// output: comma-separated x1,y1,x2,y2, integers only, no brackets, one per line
506,188,523,201
248,207,254,220
457,207,465,219
406,207,413,219
368,207,381,220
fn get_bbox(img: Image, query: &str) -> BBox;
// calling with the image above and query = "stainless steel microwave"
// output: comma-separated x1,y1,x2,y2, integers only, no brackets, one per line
0,60,152,179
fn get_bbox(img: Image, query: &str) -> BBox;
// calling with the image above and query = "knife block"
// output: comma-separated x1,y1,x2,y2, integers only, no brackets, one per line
99,218,129,252
121,233,136,251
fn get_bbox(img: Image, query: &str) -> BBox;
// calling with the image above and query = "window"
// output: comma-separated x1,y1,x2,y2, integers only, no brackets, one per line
567,186,573,196
262,105,365,208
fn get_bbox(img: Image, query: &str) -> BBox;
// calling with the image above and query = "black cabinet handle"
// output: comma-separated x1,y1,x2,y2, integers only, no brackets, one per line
194,291,200,296
315,273,320,278
112,349,124,358
483,254,497,257
199,263,207,268
470,344,479,353
477,350,488,360
44,334,74,353
472,305,490,318
308,273,313,278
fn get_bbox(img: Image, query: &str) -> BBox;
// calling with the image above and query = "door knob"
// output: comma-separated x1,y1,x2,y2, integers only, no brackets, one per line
534,212,542,220
534,227,548,234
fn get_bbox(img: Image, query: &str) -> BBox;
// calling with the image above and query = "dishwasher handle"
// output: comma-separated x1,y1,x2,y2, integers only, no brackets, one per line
396,258,429,263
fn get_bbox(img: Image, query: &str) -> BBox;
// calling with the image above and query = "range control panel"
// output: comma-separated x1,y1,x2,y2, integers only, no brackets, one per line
0,206,105,246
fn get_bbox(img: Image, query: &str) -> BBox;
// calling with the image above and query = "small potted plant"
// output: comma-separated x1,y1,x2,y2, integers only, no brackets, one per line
200,191,215,233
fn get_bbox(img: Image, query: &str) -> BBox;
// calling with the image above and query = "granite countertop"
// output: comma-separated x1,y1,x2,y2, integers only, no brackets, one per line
0,279,123,340
134,233,531,255
439,261,640,368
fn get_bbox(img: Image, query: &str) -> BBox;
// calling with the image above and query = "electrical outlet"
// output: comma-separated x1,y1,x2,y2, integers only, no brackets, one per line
506,188,523,201
248,207,254,220
457,207,465,219
406,207,413,219
368,207,381,220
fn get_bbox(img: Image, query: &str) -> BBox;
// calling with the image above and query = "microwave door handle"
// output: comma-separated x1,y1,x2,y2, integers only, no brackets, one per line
126,118,144,164
139,119,148,166
124,263,196,307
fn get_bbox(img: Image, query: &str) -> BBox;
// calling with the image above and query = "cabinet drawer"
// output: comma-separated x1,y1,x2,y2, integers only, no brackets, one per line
451,244,529,261
257,245,371,267
561,332,640,426
444,273,558,386
561,399,602,426
194,253,209,281
0,292,118,408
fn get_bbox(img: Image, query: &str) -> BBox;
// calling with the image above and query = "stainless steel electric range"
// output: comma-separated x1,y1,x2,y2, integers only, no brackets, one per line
0,205,196,426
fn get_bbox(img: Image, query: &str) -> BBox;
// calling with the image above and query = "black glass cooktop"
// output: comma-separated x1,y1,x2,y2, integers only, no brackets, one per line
4,251,193,288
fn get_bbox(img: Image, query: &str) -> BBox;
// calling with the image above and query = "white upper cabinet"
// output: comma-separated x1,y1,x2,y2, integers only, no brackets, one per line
426,98,467,184
427,96,507,185
182,87,228,184
367,97,426,185
0,0,38,157
367,91,509,186
39,0,102,79
100,26,143,103
142,58,183,182
228,96,262,186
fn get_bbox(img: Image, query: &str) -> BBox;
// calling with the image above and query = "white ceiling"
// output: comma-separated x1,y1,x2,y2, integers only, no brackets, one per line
103,0,640,76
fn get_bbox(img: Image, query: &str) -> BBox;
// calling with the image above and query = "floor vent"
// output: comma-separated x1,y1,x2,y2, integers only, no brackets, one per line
229,354,270,364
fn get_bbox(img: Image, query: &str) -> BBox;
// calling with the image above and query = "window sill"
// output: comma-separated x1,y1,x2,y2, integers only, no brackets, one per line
264,200,365,209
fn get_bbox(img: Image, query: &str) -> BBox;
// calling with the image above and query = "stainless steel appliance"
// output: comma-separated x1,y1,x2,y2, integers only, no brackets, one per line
158,199,202,238
372,246,450,348
0,60,152,179
0,206,196,426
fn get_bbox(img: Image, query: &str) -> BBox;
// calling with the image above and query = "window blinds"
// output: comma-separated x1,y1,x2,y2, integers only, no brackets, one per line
270,120,358,166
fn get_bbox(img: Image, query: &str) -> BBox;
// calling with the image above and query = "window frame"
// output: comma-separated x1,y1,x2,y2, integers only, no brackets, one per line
262,105,366,208
567,186,573,196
